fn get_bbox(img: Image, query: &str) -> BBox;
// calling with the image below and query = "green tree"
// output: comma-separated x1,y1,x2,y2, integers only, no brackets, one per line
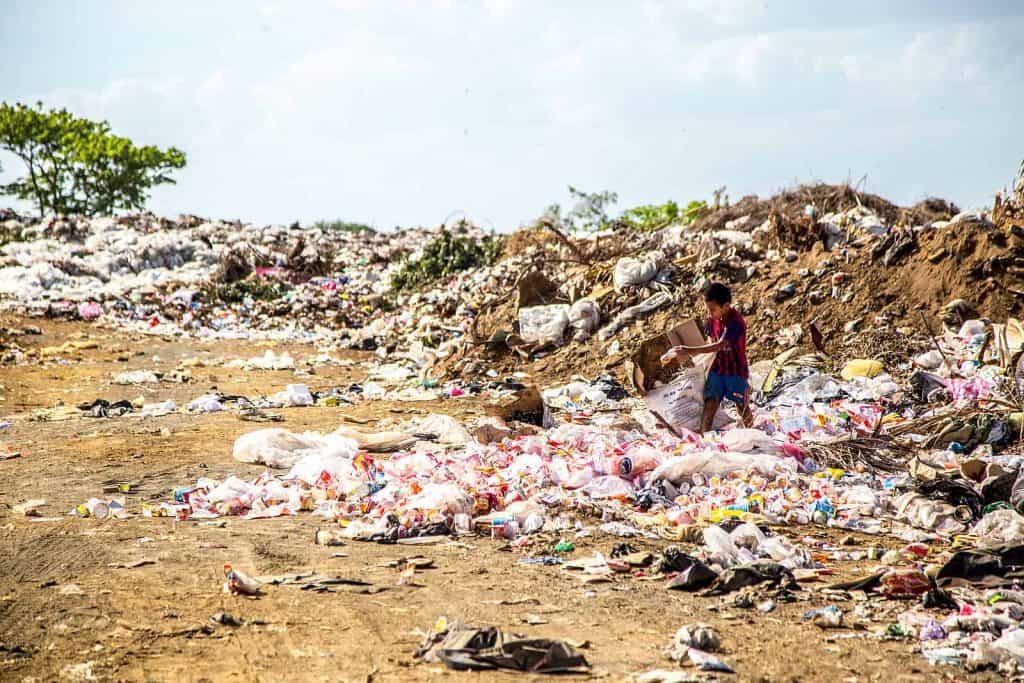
0,101,186,216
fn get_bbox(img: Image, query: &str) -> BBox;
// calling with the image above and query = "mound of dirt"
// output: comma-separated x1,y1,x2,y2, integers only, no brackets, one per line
441,188,1023,389
692,183,907,233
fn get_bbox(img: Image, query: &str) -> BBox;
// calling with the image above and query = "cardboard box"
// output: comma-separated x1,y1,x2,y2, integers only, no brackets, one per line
630,318,706,395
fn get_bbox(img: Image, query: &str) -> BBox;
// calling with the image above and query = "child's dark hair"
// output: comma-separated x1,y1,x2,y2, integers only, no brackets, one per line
703,281,732,305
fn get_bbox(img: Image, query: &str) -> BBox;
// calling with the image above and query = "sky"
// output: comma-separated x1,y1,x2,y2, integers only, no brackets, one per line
1,0,1023,230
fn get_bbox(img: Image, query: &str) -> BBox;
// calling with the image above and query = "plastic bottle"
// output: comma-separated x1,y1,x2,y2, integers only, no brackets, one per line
804,605,843,628
453,512,472,533
523,513,545,534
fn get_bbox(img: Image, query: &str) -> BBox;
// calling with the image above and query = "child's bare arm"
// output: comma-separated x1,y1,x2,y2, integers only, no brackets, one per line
661,340,724,364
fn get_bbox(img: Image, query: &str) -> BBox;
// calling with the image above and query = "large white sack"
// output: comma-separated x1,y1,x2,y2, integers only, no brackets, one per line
643,356,732,433
404,413,472,446
519,304,570,346
569,299,601,340
232,428,357,470
651,451,797,484
720,429,780,455
613,251,663,291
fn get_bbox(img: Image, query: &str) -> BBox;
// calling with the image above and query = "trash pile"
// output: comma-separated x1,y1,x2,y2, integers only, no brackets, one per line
4,183,1024,392
9,178,1024,676
84,305,1019,673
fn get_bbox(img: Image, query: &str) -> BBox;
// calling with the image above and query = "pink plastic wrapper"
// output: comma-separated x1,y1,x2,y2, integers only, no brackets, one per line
77,301,102,320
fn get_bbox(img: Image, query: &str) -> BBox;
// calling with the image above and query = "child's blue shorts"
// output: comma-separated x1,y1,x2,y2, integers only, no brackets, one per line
704,371,749,404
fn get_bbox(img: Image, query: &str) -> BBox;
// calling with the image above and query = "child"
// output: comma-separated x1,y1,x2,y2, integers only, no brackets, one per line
663,281,753,433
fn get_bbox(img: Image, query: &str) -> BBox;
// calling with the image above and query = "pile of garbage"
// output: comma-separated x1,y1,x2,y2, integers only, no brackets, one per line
63,303,1016,672
8,179,1024,675
0,213,501,353
3,183,1021,384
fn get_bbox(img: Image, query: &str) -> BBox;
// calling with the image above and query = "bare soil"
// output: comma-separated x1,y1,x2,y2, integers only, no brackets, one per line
0,317,1001,682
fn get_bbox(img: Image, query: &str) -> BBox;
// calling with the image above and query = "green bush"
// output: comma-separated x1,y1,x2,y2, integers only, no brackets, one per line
390,229,504,293
621,199,708,231
204,277,290,304
312,219,375,234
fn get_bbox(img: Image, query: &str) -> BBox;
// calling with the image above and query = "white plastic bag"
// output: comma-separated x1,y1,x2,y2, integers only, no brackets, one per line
644,355,732,433
704,525,745,566
269,383,314,407
652,451,797,484
286,440,360,485
519,304,570,346
405,483,474,515
410,413,471,445
187,394,224,413
613,252,662,291
971,509,1024,548
139,400,176,417
232,428,356,470
568,299,601,340
113,370,159,385
720,429,779,455
581,475,636,499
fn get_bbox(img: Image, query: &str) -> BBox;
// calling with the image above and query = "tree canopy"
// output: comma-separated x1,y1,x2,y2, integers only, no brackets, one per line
0,101,186,216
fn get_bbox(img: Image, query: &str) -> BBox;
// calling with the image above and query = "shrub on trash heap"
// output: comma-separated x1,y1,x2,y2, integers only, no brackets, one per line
204,277,291,304
621,199,709,231
546,185,709,233
0,101,186,217
390,225,504,293
311,219,376,234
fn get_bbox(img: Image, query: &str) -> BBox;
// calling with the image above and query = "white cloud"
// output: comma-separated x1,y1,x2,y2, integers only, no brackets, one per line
4,4,1022,225
680,0,765,26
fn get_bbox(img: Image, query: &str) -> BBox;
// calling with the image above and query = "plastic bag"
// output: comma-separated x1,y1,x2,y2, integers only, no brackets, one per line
568,299,601,341
958,319,986,338
613,251,662,291
971,509,1024,548
973,628,1024,666
652,451,796,485
113,370,159,384
730,522,767,550
246,350,295,370
894,491,967,534
139,400,175,417
643,355,731,433
840,359,883,380
412,413,471,445
269,383,314,407
285,438,360,485
405,483,474,515
581,475,636,499
187,394,224,413
720,429,779,455
914,350,944,371
703,525,741,566
233,428,356,470
597,292,672,340
519,304,570,346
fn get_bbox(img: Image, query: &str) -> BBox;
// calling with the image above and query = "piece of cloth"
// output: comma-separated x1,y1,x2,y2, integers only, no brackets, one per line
416,624,590,674
700,561,798,596
704,371,749,404
935,545,1024,585
705,308,749,378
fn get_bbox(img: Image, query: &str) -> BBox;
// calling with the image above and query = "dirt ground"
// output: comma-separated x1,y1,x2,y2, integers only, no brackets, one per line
0,317,1001,682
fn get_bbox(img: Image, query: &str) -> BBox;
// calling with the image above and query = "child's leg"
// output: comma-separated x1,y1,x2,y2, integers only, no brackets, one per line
702,372,726,434
700,397,721,434
738,389,754,428
724,377,753,428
